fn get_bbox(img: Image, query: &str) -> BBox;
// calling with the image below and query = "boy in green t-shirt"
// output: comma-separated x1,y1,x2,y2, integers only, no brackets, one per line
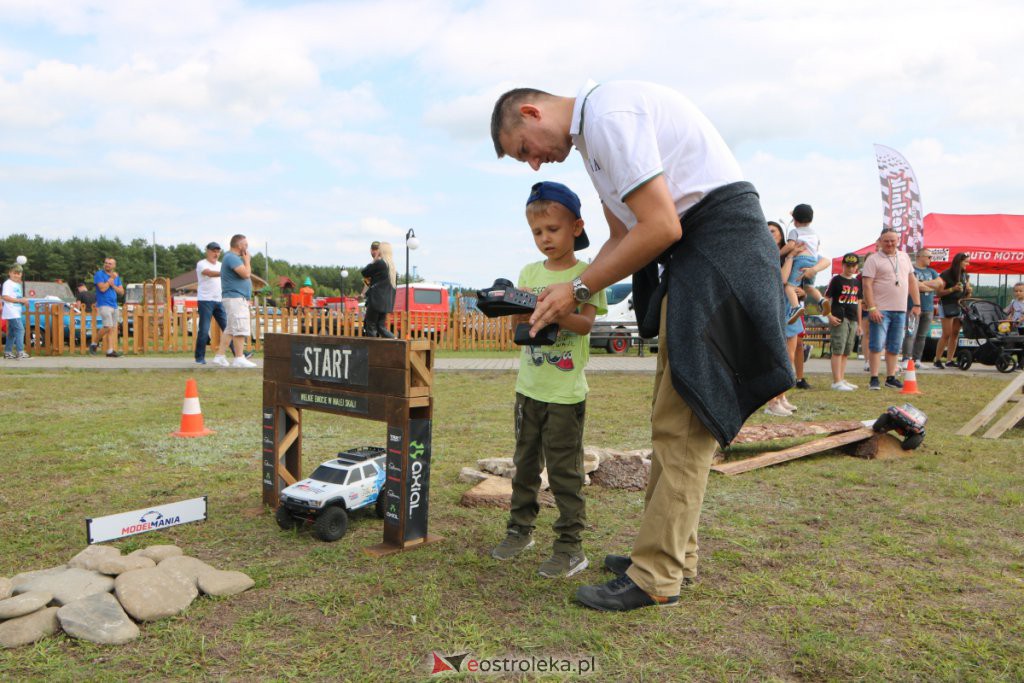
490,181,608,578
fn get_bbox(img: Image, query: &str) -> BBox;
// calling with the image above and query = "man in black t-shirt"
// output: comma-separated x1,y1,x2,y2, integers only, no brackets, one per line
823,253,863,390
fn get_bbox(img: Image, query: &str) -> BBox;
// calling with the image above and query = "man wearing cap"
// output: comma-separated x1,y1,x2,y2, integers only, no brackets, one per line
194,242,231,365
491,81,792,611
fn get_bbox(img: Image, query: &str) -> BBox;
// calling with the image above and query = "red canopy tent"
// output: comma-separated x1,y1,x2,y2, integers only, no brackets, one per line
831,214,1024,275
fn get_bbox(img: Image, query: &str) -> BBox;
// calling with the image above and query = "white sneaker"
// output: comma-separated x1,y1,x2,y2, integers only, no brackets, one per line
831,381,855,391
211,355,230,367
841,379,858,390
232,356,257,368
779,397,798,412
764,403,793,417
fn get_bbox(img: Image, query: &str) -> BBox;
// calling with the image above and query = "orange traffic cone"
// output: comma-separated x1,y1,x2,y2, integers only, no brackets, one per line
900,358,922,395
172,378,215,437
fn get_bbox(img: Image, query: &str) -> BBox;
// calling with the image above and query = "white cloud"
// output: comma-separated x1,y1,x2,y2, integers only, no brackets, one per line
0,0,1022,287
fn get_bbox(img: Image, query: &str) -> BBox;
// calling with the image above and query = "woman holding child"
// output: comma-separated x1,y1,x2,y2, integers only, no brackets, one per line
360,241,397,338
765,221,801,416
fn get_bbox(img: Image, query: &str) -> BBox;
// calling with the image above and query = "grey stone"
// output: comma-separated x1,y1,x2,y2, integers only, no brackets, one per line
128,545,183,563
57,592,139,645
0,577,11,600
10,565,67,588
115,567,197,622
458,467,492,485
0,591,53,619
68,545,121,571
477,457,516,477
13,567,114,606
197,570,254,597
157,555,215,588
0,607,59,649
97,555,156,576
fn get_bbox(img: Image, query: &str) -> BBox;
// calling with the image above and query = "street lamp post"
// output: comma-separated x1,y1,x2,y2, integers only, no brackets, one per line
404,229,419,339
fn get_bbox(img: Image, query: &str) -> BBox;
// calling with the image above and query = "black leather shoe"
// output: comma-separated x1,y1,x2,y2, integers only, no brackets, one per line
603,554,632,576
575,575,679,612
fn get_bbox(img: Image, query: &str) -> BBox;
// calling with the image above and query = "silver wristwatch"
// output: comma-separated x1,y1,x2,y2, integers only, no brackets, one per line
571,276,591,303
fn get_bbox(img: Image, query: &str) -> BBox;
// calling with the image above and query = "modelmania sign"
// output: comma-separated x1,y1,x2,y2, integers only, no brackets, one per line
86,496,208,544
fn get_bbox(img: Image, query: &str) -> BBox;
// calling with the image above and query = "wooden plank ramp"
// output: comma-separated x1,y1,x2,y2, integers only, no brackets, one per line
711,427,875,476
956,372,1024,437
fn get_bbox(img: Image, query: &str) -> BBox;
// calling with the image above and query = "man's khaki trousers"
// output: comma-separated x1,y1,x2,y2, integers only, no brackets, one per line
626,295,718,597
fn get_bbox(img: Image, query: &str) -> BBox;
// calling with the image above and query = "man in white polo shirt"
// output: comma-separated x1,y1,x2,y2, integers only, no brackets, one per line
492,81,792,611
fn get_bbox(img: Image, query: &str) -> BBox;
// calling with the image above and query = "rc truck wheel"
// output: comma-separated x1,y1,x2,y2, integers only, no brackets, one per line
607,330,629,355
995,353,1015,374
313,506,349,542
955,349,973,371
275,506,298,530
901,433,925,451
872,413,893,433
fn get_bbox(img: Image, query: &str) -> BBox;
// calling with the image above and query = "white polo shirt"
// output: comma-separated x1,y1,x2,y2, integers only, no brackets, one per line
570,80,743,229
195,258,222,302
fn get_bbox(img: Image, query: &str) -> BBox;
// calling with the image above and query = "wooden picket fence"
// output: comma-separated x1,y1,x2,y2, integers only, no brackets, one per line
20,297,517,356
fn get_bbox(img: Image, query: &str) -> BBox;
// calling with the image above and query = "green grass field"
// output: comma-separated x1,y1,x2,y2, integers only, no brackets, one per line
0,368,1022,681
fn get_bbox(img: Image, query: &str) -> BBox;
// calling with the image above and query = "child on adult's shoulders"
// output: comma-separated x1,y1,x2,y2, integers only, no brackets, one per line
784,203,827,322
489,181,607,579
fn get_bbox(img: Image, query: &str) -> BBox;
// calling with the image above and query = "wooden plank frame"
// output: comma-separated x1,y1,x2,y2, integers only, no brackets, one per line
261,333,441,555
957,372,1024,438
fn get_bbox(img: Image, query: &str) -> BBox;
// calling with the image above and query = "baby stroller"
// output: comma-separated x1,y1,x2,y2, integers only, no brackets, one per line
954,298,1024,373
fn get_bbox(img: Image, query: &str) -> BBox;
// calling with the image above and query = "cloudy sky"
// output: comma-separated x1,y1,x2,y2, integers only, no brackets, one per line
1,0,1021,287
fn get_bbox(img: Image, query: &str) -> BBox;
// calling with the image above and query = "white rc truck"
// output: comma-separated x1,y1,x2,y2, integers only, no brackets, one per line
275,446,388,541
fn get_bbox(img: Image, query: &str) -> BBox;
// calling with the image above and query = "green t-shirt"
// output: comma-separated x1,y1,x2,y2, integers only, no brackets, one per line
515,260,608,404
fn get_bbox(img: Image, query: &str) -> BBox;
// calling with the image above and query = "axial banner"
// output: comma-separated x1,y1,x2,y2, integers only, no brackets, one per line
874,144,924,253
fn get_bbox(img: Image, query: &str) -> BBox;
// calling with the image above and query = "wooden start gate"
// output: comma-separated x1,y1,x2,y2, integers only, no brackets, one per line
261,333,442,555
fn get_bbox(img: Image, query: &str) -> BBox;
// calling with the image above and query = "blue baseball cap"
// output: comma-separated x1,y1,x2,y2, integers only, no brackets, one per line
526,181,590,250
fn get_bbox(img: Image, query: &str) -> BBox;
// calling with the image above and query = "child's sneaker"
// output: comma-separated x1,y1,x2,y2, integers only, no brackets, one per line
787,305,805,325
3,352,13,360
869,377,881,390
841,379,858,390
491,530,534,560
17,352,30,359
538,551,589,578
884,376,904,389
831,381,855,391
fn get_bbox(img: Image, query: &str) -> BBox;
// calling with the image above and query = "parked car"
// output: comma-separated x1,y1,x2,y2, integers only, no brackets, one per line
393,283,450,333
588,280,660,354
23,296,102,346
